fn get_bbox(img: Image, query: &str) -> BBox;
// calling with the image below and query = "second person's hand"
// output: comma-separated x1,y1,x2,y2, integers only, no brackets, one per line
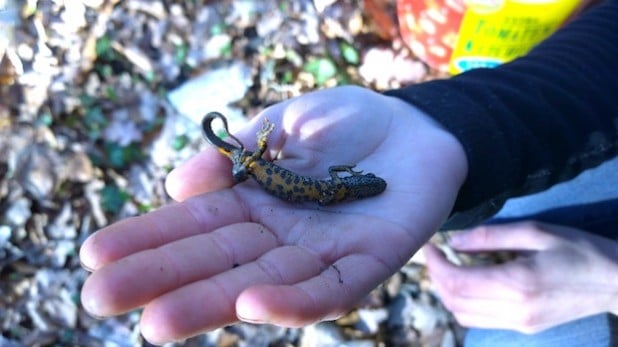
425,222,618,333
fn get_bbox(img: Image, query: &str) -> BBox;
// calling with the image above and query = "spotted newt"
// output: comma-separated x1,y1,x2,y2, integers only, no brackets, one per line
201,111,387,205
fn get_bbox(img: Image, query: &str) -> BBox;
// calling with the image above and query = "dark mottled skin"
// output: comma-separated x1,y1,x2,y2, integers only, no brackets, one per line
202,112,387,205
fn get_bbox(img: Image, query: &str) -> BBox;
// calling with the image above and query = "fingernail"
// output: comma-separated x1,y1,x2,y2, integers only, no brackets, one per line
79,258,95,272
81,296,107,319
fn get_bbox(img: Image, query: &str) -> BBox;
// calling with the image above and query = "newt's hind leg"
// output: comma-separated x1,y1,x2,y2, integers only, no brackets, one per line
328,165,364,180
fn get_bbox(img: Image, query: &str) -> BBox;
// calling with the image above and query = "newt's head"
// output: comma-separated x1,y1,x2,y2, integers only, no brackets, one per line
230,149,251,182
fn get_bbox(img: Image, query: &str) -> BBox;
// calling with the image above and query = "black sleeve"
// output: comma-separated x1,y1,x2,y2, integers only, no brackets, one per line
385,0,618,229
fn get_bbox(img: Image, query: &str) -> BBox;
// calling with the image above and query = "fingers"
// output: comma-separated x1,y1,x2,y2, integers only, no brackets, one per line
424,244,536,301
165,147,234,201
424,242,588,333
79,190,248,270
137,248,396,344
449,311,552,334
424,244,540,331
448,222,561,252
81,222,279,317
426,241,618,333
235,253,394,327
138,244,327,344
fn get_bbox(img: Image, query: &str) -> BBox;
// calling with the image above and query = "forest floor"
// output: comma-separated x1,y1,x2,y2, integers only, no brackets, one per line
0,1,464,346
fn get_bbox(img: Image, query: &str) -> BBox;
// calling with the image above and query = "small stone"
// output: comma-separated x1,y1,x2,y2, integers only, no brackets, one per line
299,322,345,347
5,197,31,228
203,34,232,60
167,61,251,124
409,297,442,335
49,239,76,268
14,144,59,202
85,179,108,227
356,308,388,334
64,150,94,183
103,109,143,146
313,0,338,13
127,0,167,20
256,10,284,38
86,317,139,346
0,224,11,247
41,287,78,327
128,164,154,204
46,203,77,239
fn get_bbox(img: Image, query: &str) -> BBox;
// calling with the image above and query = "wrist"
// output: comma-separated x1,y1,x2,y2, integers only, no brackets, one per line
386,94,469,212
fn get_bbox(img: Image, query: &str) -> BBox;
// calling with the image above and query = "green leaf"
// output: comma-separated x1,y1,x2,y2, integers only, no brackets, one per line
138,202,154,213
210,23,225,36
104,142,144,169
340,42,360,65
303,57,337,86
38,112,53,126
281,70,294,84
144,70,156,83
84,106,107,140
174,42,188,64
98,64,113,78
172,134,189,151
95,35,113,59
100,184,130,214
105,85,118,101
219,41,233,57
260,46,273,56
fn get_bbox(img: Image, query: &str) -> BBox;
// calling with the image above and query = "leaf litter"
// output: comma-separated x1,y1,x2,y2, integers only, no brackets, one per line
0,0,461,346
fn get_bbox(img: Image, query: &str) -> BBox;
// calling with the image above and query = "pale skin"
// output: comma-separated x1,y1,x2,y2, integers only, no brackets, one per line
79,85,618,344
425,222,618,334
79,86,468,344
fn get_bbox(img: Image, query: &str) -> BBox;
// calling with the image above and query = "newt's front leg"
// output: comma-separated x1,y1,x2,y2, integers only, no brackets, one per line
252,118,275,161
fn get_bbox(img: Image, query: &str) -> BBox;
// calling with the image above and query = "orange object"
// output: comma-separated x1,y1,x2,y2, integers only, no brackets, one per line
397,0,583,74
397,0,465,72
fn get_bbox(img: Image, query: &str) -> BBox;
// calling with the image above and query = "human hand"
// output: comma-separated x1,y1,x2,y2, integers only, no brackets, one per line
79,86,467,344
425,221,618,334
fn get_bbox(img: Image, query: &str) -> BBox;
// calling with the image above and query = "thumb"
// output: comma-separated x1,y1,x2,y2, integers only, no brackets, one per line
165,148,233,201
449,222,558,252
